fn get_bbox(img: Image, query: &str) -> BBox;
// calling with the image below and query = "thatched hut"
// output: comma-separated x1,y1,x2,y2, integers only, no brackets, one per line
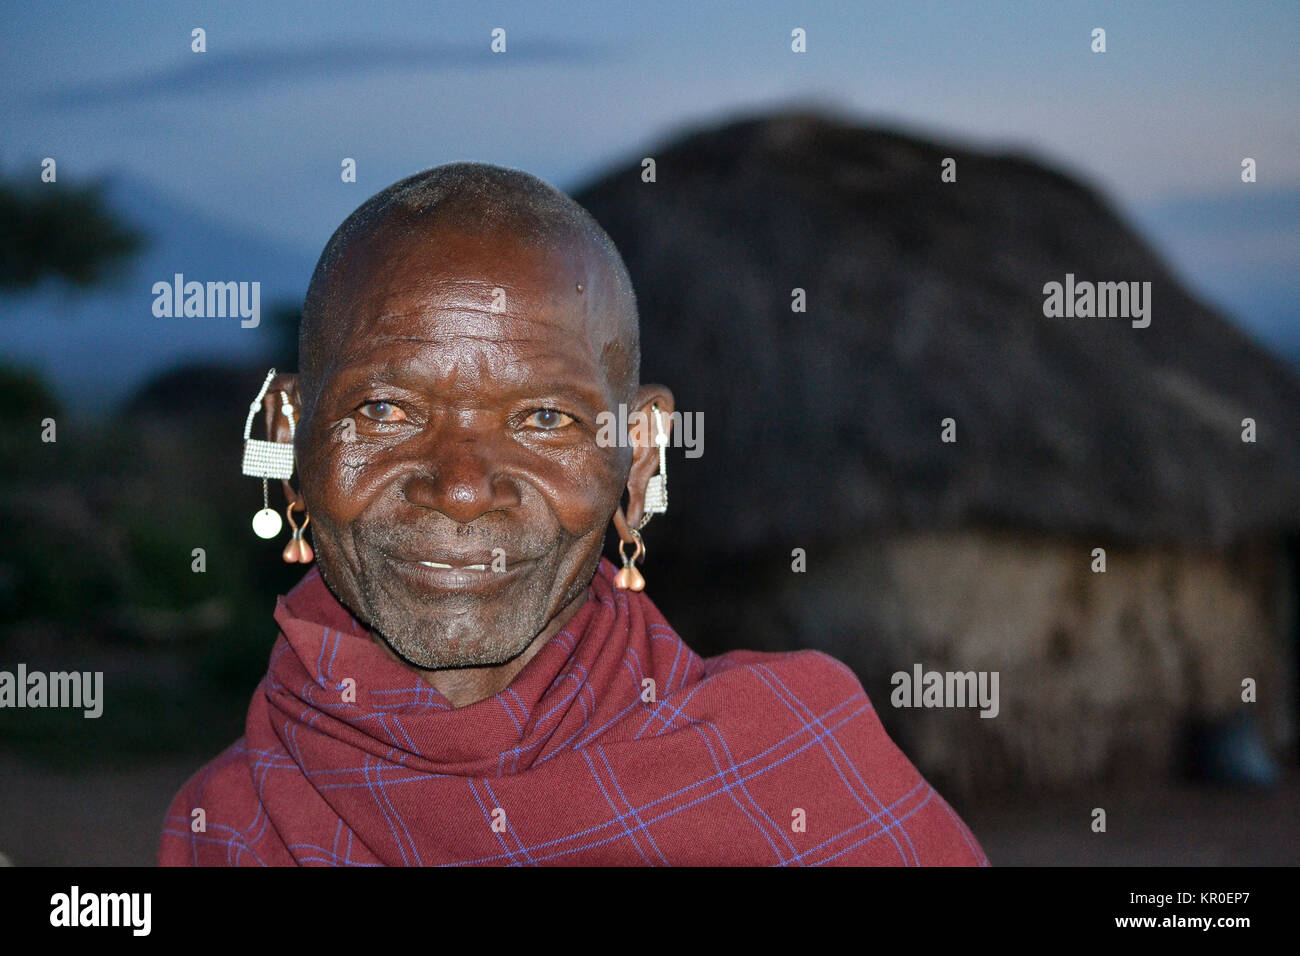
577,110,1300,795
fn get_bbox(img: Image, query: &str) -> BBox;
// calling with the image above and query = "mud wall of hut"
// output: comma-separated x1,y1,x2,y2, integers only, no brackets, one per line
727,529,1297,795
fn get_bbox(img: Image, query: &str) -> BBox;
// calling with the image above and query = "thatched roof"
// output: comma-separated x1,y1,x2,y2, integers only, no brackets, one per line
574,111,1300,553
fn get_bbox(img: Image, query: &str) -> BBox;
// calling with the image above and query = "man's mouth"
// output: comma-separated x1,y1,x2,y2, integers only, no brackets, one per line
380,549,533,596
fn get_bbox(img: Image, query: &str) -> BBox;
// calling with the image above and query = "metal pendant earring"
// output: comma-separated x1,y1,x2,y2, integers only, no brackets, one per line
614,528,645,591
282,500,314,564
241,369,296,540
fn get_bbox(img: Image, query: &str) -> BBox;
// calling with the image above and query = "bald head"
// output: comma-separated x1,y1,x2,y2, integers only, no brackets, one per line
299,162,640,413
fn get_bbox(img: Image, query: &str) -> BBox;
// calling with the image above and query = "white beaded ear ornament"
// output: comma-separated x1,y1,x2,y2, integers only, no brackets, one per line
639,404,669,529
241,368,297,540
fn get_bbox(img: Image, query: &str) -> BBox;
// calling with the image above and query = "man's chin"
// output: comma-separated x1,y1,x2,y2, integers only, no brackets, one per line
384,645,531,672
372,612,543,671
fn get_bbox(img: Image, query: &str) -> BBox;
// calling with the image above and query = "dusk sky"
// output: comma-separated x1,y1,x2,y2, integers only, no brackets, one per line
2,0,1298,403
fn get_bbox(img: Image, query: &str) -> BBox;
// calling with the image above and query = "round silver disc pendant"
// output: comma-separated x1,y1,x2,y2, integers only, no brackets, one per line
252,508,282,539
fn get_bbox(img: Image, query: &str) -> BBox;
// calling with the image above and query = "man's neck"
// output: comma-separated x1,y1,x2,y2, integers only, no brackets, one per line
369,592,588,709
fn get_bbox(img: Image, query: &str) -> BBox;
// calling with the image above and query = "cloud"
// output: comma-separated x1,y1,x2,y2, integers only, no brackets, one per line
37,39,607,108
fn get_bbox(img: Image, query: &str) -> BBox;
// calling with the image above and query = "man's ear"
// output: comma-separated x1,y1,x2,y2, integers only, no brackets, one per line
261,372,303,507
621,385,675,531
262,372,301,444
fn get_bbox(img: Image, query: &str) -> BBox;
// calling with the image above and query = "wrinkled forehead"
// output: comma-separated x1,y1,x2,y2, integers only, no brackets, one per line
316,221,624,400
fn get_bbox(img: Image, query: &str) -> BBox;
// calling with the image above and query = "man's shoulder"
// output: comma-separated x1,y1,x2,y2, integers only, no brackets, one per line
692,645,879,721
159,737,256,863
700,646,867,700
173,736,250,792
691,645,988,864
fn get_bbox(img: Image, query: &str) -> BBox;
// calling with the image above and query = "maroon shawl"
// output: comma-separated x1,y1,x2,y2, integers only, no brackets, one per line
159,558,986,866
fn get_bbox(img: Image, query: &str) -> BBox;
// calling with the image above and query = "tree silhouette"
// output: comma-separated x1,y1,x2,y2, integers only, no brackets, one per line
0,169,143,291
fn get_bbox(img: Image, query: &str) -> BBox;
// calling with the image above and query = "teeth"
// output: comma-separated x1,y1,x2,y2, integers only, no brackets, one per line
418,561,453,569
464,564,487,571
418,561,490,570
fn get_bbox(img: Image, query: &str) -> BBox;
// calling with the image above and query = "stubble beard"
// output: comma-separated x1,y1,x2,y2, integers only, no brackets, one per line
313,525,599,671
356,559,557,669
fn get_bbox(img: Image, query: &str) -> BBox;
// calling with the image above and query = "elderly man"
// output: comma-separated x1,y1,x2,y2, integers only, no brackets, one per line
158,162,986,866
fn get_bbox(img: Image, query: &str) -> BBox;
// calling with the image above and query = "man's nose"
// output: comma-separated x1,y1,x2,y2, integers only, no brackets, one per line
400,426,521,524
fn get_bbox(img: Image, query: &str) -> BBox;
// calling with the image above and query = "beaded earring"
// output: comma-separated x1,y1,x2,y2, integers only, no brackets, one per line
241,368,296,540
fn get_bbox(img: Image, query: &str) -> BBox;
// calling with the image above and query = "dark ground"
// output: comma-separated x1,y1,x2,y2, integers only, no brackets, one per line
0,748,1295,866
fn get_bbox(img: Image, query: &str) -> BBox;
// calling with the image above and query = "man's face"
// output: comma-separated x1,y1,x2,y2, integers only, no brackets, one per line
296,222,631,669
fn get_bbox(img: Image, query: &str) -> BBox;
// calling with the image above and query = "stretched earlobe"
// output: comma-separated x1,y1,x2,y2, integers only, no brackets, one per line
611,402,672,591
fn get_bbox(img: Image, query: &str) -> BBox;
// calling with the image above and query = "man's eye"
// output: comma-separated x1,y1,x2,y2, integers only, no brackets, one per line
527,408,574,430
358,401,406,423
